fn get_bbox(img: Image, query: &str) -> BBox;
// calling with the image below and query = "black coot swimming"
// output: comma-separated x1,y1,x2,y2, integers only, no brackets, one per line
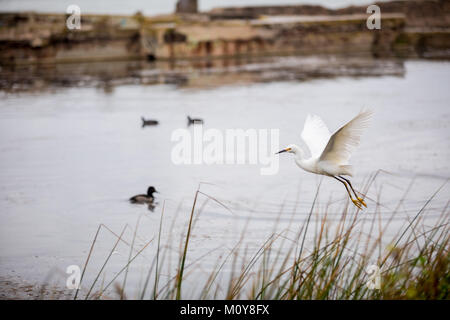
141,117,159,127
187,115,203,126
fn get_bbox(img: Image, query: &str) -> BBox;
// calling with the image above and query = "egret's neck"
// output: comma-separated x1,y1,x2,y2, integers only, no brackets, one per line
290,144,305,160
291,145,311,171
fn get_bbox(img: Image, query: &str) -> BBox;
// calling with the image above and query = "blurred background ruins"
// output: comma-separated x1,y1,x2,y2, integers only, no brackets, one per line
0,0,449,90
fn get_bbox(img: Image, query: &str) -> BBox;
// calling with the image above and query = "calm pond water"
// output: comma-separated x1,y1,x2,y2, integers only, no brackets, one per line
0,56,449,298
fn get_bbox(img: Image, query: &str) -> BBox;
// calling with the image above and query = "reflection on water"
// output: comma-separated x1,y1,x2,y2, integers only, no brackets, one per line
0,56,448,297
0,54,405,92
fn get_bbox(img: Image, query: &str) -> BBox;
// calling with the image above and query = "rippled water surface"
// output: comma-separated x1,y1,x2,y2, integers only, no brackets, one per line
0,57,449,297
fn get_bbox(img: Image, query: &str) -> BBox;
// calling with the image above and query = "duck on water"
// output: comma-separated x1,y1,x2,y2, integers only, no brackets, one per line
141,117,159,127
129,186,158,204
187,116,203,126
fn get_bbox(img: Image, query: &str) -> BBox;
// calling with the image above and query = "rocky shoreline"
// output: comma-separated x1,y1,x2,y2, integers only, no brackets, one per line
0,276,72,300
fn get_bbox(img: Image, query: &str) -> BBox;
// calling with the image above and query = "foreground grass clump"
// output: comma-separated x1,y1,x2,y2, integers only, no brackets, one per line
75,177,449,300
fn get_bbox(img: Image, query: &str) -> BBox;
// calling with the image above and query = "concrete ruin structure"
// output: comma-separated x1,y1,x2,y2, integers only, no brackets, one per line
176,0,198,14
0,0,449,64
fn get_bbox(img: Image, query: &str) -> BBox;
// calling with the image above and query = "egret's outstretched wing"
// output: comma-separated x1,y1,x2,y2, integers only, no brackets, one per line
301,114,331,158
319,110,372,165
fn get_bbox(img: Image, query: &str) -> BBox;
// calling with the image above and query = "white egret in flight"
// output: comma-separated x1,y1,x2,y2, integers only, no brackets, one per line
277,110,372,209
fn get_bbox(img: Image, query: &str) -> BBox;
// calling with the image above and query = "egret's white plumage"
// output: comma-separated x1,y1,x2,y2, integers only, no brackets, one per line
278,110,372,209
319,110,372,167
300,114,331,159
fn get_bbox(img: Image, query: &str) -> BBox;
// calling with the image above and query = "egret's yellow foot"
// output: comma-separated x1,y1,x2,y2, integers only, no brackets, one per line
352,199,363,210
357,197,367,208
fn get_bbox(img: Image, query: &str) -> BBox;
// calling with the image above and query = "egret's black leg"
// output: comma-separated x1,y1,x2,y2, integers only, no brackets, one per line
334,176,362,209
338,176,367,208
338,176,358,199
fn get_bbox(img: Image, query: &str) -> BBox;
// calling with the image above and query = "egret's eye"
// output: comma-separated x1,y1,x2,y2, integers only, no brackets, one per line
286,148,292,151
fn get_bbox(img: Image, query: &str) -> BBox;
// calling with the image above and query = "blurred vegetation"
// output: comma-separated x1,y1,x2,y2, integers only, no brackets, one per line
76,177,449,300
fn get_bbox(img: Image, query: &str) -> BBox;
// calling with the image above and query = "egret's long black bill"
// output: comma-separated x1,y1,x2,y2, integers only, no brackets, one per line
276,149,287,154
